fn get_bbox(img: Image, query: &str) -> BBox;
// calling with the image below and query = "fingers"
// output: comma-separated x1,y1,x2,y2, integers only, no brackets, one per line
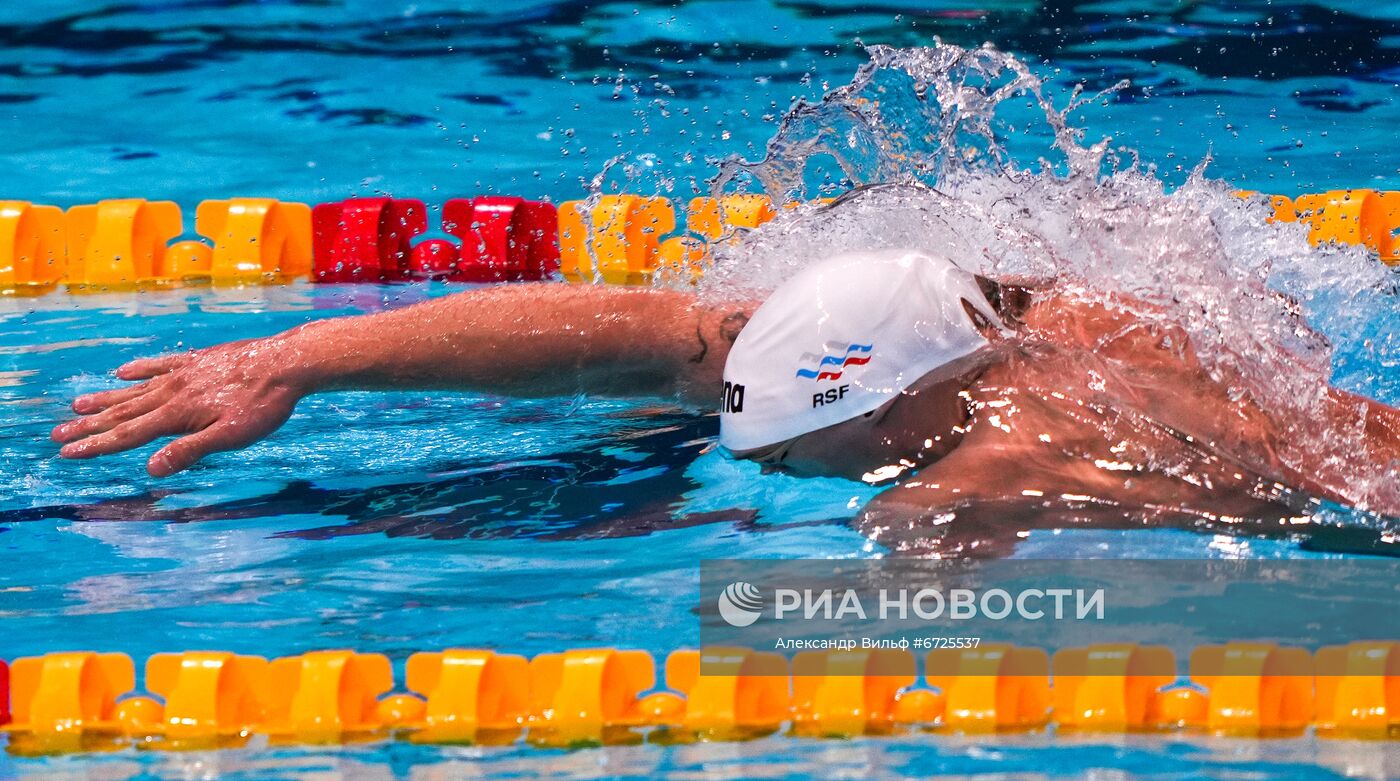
116,352,191,381
57,409,190,460
71,381,152,415
148,423,245,478
53,393,164,444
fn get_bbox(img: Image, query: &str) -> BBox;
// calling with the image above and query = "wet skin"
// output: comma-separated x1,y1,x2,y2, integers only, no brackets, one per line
846,294,1400,555
49,281,1400,553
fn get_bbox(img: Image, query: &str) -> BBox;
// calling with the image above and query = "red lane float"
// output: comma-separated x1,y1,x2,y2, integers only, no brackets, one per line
312,197,428,283
314,196,560,284
0,658,9,727
412,197,559,282
410,239,459,280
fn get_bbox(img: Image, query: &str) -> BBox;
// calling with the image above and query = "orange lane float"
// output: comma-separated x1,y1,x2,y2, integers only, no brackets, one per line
1239,190,1297,225
391,649,530,744
0,200,65,294
790,648,917,737
643,647,789,740
1293,189,1400,263
3,652,135,754
6,642,1400,755
115,651,269,747
558,195,676,285
65,198,184,288
62,197,315,288
926,644,1051,732
1315,641,1400,739
655,233,709,278
657,194,778,278
891,687,946,726
1184,642,1313,737
261,650,394,742
1051,644,1176,731
191,198,314,282
526,648,656,746
687,194,778,241
1249,188,1400,264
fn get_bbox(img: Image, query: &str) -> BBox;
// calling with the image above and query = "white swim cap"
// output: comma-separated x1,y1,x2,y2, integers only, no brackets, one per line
718,248,1003,453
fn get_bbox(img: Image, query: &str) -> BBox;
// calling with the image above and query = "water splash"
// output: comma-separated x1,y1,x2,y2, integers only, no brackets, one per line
689,41,1400,519
709,42,1123,197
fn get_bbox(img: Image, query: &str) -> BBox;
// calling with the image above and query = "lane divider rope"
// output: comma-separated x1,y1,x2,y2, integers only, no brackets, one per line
0,194,779,293
1240,188,1400,264
1,641,1397,754
5,189,1388,295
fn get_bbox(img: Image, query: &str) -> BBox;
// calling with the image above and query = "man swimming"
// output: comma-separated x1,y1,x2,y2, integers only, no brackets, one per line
50,248,1400,555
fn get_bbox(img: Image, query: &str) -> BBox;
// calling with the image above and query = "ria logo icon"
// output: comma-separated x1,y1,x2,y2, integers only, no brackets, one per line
717,581,764,627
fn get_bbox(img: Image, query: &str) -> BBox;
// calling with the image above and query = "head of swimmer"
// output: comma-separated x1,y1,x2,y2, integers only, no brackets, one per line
733,276,1030,483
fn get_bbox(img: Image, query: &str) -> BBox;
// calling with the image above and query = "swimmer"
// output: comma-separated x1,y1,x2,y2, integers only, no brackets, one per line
50,249,1400,555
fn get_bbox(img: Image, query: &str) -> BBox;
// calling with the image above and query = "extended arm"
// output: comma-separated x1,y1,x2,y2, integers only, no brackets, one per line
52,283,753,477
276,283,743,398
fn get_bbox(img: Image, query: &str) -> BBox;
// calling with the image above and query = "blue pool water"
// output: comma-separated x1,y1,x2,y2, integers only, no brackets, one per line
2,1,1400,779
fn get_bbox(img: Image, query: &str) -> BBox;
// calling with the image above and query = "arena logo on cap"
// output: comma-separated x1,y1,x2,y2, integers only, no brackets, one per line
794,342,873,381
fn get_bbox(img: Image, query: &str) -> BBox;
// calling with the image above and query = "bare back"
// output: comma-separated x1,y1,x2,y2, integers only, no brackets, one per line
856,293,1400,556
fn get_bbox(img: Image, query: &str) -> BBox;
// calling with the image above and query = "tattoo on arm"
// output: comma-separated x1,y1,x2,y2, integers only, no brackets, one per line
719,312,749,343
689,309,751,364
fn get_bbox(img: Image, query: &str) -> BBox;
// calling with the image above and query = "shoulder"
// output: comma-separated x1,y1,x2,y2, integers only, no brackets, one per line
1018,291,1193,364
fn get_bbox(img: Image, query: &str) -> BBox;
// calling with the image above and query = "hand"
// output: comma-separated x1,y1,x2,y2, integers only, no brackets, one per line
51,336,310,477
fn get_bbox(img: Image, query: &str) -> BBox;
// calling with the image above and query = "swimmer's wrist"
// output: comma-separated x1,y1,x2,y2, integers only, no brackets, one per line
272,319,363,394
